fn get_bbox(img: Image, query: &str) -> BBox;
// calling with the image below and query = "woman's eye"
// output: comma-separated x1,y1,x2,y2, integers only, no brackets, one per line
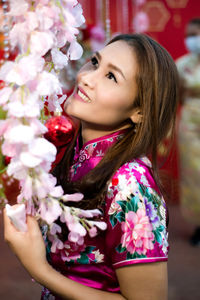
91,56,98,67
107,72,117,83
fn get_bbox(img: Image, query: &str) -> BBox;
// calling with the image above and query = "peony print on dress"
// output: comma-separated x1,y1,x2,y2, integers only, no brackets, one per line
107,161,168,265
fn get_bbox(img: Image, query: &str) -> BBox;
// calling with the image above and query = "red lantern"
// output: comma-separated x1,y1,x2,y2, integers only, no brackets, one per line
44,114,75,147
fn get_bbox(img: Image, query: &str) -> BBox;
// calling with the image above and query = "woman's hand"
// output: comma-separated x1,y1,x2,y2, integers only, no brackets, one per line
3,206,48,281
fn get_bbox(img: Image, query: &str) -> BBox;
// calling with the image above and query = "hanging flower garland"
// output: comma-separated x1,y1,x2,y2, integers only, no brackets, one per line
0,0,106,262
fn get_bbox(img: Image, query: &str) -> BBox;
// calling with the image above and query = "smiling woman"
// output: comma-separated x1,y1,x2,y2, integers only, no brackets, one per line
4,34,179,300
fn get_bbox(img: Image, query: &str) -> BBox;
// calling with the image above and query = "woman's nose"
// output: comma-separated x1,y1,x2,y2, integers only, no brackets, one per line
78,70,96,89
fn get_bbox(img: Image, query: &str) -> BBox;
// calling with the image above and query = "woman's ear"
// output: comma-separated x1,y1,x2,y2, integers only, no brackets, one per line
130,109,142,124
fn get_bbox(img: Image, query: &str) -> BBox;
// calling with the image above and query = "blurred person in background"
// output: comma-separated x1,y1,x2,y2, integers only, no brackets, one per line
176,18,200,246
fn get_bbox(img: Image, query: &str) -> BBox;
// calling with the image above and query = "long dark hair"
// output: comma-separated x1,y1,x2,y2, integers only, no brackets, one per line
53,34,179,209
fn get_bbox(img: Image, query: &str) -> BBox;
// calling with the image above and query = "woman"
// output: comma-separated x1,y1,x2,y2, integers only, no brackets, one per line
4,34,178,300
176,18,200,245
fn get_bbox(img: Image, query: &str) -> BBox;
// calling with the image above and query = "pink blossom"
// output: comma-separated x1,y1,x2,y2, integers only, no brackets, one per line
39,198,62,224
50,223,62,235
30,31,54,56
24,12,39,31
20,152,42,168
33,172,57,198
7,91,40,118
50,236,64,253
69,3,85,27
108,200,121,215
87,221,107,231
60,240,86,262
56,30,69,48
0,55,45,86
4,124,35,144
0,120,9,136
29,119,48,135
9,23,28,52
7,158,29,180
35,6,55,31
60,206,73,224
62,193,84,202
49,186,64,198
47,94,67,113
21,175,33,200
19,137,56,168
63,0,78,6
68,231,84,243
9,0,29,17
121,208,155,255
1,140,20,157
77,208,101,218
67,40,83,60
88,226,97,238
68,220,87,237
33,178,49,198
51,48,69,70
29,137,57,162
36,71,62,95
0,87,13,106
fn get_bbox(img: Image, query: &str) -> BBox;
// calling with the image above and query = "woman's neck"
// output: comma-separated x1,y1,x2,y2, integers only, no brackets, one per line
81,122,131,144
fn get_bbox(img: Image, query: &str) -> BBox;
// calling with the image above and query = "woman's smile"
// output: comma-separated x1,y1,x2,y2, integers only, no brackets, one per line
74,87,91,103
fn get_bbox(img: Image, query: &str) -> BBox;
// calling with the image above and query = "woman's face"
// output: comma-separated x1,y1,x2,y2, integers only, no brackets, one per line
65,41,138,132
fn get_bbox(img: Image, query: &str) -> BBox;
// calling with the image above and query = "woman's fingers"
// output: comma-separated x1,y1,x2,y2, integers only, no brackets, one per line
26,215,42,236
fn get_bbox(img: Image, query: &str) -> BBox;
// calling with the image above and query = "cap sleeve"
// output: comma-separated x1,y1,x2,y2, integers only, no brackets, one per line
105,160,168,269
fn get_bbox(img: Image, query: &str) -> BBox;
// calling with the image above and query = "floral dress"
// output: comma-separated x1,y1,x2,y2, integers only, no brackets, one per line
176,53,200,225
41,130,168,299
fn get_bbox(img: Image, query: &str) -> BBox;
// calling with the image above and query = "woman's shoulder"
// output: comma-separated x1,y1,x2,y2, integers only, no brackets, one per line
108,157,160,195
105,158,168,268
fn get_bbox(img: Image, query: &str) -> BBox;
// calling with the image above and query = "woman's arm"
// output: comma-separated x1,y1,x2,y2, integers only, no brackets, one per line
3,210,167,300
116,262,168,300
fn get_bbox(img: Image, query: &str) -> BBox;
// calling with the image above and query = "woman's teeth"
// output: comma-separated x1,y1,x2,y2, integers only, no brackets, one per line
78,89,91,102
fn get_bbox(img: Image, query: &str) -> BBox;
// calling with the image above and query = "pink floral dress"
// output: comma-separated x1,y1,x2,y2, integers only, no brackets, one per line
41,130,168,299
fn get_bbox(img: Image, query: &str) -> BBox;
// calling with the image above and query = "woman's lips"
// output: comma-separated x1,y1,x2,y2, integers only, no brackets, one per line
74,87,91,103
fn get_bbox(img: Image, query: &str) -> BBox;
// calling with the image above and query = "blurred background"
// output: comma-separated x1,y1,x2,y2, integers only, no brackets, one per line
0,0,200,299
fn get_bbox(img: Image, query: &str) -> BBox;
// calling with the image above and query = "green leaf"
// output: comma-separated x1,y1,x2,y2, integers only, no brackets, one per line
130,196,139,212
115,211,125,222
127,251,146,259
77,254,89,264
157,225,165,232
116,201,127,213
153,229,162,244
84,246,96,254
138,183,147,196
116,244,126,253
109,213,118,227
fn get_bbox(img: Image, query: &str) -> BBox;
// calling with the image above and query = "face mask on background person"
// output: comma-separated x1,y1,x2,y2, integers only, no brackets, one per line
185,36,200,54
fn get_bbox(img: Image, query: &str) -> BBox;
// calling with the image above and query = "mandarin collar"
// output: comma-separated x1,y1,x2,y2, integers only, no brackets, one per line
73,129,127,163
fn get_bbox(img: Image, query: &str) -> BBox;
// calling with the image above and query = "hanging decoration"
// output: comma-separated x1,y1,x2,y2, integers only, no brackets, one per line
0,0,107,262
44,114,75,148
105,0,111,43
133,0,149,33
122,0,129,33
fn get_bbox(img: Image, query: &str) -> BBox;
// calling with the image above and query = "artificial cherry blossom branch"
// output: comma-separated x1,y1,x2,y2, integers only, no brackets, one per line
0,0,107,261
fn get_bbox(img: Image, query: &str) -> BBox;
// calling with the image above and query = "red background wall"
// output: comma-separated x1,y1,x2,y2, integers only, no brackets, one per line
79,0,200,60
